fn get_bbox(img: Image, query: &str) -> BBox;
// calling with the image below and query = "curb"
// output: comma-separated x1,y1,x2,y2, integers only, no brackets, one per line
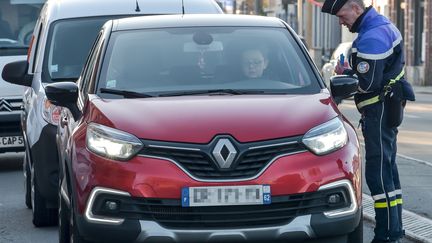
363,193,432,243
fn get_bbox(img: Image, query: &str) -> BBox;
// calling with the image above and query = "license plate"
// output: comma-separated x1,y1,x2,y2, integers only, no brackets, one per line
0,136,24,148
182,185,271,207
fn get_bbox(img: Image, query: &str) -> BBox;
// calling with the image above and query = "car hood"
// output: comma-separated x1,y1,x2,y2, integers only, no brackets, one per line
88,92,340,143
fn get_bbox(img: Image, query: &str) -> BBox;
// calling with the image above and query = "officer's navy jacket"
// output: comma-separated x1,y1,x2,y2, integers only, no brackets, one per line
348,7,415,107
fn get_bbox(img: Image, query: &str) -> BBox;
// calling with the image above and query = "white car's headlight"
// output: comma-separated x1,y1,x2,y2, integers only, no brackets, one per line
42,97,61,125
302,117,348,155
86,123,143,161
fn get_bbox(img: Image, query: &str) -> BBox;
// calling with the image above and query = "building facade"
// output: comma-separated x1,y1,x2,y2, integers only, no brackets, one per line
386,0,430,86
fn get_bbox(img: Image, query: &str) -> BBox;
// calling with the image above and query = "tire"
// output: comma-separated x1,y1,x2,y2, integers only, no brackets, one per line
59,170,88,243
69,192,89,243
59,177,70,243
23,153,32,209
31,165,58,227
347,215,363,243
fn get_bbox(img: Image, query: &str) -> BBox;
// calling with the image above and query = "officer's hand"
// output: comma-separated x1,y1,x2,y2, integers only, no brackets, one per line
335,60,350,75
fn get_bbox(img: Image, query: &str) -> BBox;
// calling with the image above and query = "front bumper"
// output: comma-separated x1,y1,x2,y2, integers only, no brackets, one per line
77,212,361,243
0,112,24,153
75,180,361,243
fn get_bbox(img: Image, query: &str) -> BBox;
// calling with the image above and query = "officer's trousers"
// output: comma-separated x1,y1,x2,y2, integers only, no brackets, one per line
361,102,404,241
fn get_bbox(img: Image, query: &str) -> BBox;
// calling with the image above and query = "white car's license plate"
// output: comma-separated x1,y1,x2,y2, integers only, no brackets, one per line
0,136,24,148
182,185,271,207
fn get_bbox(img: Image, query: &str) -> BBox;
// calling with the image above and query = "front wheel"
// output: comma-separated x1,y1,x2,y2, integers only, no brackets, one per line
69,193,89,243
347,214,363,243
59,173,89,243
23,153,32,209
31,165,58,227
59,177,70,243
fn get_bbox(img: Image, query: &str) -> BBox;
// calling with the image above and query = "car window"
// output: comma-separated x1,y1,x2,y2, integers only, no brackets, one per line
98,27,320,96
0,0,44,56
42,17,115,82
78,31,103,98
30,21,43,74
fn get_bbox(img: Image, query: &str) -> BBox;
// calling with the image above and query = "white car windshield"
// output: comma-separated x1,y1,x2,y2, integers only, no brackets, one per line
98,27,321,96
43,17,115,81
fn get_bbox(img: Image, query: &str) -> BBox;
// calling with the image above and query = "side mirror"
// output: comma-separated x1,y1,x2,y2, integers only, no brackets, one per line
45,82,81,120
330,75,358,105
1,60,32,87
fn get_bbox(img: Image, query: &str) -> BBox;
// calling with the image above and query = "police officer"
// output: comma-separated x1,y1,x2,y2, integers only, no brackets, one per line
321,0,415,242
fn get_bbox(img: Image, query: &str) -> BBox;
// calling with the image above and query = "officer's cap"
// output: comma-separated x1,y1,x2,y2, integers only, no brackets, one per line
321,0,348,15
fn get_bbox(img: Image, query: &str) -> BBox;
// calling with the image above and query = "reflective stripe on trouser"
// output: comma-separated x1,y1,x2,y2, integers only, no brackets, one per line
361,102,404,241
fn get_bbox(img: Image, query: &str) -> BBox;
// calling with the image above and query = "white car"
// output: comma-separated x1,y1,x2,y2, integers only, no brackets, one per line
321,42,352,86
0,0,45,154
1,0,222,228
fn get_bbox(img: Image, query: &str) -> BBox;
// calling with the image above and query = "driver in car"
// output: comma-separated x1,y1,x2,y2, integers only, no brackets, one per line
241,47,269,79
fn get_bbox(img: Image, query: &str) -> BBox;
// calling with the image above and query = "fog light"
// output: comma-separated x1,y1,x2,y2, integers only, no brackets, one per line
105,200,119,211
327,193,342,204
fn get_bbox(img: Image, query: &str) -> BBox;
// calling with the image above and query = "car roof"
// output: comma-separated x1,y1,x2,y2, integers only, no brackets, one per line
113,14,286,31
42,0,222,22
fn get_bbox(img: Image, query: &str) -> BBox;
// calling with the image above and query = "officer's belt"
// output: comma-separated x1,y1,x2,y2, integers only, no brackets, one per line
356,68,405,110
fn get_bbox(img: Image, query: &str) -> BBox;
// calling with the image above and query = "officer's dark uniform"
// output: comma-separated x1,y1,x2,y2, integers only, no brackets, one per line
322,1,415,242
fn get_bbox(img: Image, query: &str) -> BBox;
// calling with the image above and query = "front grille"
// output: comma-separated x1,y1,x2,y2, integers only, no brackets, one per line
139,136,307,180
0,98,23,112
0,121,21,134
92,187,350,229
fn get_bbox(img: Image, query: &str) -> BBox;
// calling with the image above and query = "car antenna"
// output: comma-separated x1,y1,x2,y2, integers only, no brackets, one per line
181,0,185,14
135,0,141,12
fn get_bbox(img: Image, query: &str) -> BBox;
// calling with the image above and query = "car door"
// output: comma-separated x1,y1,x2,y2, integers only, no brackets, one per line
22,17,44,138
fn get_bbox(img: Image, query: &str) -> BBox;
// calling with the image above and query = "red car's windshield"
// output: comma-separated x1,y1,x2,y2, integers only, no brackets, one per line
98,26,321,97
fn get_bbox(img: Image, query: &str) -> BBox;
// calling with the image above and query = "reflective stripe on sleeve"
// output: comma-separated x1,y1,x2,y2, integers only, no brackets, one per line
388,69,405,85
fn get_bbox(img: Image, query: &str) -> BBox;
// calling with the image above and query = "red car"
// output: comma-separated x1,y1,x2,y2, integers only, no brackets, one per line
46,14,361,243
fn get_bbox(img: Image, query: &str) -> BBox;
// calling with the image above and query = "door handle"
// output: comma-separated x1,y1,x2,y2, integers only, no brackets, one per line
60,117,68,127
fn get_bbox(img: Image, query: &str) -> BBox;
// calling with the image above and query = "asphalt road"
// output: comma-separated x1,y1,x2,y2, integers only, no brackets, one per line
0,153,56,243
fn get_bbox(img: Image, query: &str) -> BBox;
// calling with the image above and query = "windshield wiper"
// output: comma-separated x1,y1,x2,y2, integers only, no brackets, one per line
51,77,79,82
99,88,154,98
0,46,28,49
159,89,265,97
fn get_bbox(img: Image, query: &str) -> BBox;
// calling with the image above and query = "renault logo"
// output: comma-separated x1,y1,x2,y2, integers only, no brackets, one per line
0,99,13,112
212,139,237,169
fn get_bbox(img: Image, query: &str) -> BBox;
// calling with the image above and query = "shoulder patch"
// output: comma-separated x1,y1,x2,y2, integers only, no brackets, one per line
357,61,370,74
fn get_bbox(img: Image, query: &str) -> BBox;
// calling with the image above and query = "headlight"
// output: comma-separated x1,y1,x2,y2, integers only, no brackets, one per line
86,123,143,161
42,97,61,125
302,117,348,155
